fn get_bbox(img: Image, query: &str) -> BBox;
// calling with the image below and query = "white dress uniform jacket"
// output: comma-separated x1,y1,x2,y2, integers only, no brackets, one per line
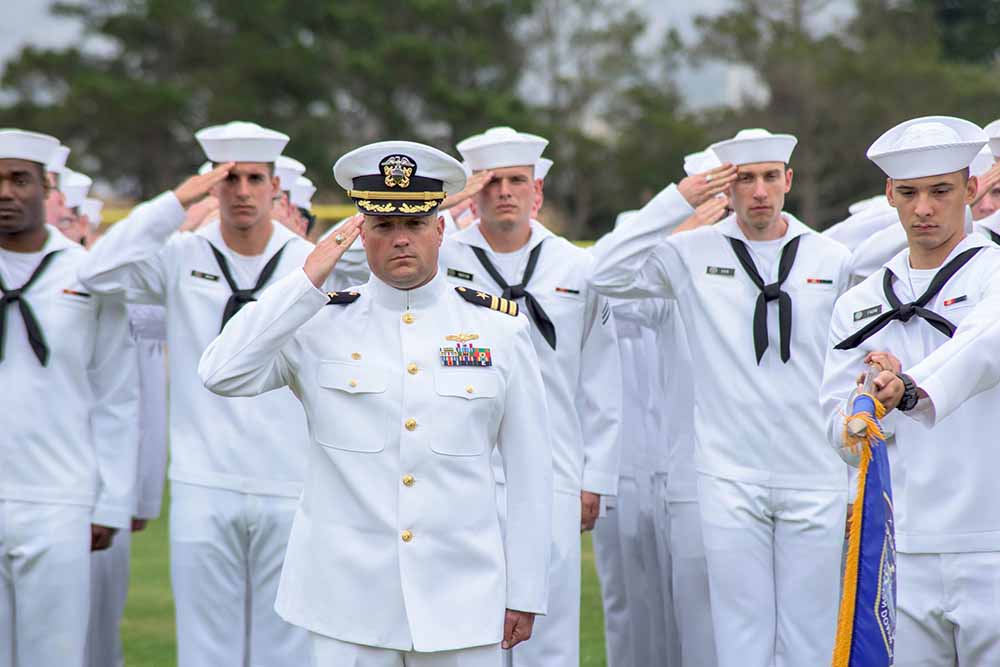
78,191,314,496
589,185,851,489
821,235,1000,553
439,220,622,496
2,230,138,526
198,268,553,652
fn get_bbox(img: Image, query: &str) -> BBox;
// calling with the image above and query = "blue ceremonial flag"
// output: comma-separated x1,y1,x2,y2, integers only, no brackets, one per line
832,385,896,667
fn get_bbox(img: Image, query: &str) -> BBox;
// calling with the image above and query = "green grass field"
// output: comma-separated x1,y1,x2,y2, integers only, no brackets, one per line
121,501,609,665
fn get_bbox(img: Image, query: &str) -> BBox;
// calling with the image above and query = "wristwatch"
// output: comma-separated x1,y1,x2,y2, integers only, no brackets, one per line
896,372,919,412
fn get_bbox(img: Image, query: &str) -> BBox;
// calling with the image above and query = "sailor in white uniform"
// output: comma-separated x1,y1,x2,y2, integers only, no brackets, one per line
78,121,315,666
440,126,622,667
589,128,854,667
821,116,1000,667
0,129,138,667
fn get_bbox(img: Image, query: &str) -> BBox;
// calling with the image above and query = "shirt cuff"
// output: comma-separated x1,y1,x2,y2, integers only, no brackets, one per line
582,470,619,496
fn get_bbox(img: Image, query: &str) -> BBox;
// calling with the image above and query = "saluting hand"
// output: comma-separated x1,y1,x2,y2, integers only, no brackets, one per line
303,214,363,288
973,162,1000,207
502,609,536,650
678,163,738,208
173,162,235,208
440,169,494,211
673,194,730,235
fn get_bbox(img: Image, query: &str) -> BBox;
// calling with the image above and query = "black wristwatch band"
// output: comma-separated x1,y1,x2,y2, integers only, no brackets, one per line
896,372,919,411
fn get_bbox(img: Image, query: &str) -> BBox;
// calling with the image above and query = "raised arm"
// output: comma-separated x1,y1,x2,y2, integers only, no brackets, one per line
589,165,736,299
78,163,233,300
199,217,363,397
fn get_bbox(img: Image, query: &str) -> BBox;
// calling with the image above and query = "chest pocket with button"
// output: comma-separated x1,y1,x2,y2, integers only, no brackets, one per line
429,369,501,456
312,360,388,453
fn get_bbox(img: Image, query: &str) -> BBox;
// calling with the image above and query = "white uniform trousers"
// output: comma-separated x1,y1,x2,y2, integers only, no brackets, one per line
310,633,501,667
85,527,131,667
507,490,581,667
639,472,680,667
696,474,845,667
169,482,309,667
666,499,716,667
0,500,92,667
593,477,637,667
895,551,1000,666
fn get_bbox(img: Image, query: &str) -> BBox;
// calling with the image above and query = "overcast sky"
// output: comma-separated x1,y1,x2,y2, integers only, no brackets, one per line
0,1,851,110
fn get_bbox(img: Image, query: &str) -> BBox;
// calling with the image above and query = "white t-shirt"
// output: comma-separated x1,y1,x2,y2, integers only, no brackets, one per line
486,244,531,285
0,246,48,287
906,265,937,298
747,236,786,274
225,249,268,288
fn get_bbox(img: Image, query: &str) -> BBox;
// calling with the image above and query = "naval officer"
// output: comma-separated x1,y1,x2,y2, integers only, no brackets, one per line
822,116,1000,666
199,140,553,666
78,121,314,666
589,128,854,667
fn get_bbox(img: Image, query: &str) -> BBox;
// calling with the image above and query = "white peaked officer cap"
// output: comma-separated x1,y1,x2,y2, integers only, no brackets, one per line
847,194,891,216
46,145,71,174
61,169,93,209
290,176,316,208
710,128,797,166
80,197,103,225
0,129,61,166
683,149,722,176
867,116,987,179
195,121,289,163
535,157,554,181
275,155,306,192
198,161,213,175
334,140,467,217
970,145,996,178
456,126,548,172
985,119,1000,159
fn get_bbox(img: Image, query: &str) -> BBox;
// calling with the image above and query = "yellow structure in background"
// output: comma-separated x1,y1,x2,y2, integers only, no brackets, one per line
102,204,358,225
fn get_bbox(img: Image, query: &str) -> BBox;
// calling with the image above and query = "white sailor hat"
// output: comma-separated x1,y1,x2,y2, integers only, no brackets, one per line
290,176,316,209
334,140,466,217
970,145,996,178
456,126,548,172
46,145,71,174
80,197,103,225
709,129,797,166
0,129,61,166
535,157,554,181
683,149,722,176
275,155,306,192
195,121,289,163
867,116,987,180
198,161,213,175
62,169,93,209
985,119,1000,159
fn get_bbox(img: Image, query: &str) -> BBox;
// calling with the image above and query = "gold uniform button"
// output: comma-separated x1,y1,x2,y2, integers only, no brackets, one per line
401,530,413,543
351,352,361,360
404,419,417,431
407,363,419,375
402,312,415,324
466,385,474,394
402,474,415,487
348,379,358,388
